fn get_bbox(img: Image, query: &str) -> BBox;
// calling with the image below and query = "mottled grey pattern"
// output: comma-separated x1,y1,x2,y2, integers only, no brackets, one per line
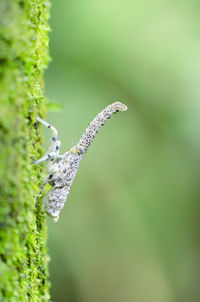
33,102,127,222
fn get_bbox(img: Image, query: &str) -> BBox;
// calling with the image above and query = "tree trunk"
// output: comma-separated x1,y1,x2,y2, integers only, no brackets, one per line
0,0,50,300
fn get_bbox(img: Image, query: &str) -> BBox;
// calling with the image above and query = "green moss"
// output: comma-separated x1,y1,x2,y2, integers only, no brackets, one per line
0,0,51,300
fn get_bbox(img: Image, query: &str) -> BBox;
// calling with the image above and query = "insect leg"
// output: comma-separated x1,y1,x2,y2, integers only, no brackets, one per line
32,151,56,165
37,116,58,139
37,116,60,155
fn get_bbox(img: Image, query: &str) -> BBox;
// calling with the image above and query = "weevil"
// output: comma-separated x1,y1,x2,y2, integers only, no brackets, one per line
33,102,128,222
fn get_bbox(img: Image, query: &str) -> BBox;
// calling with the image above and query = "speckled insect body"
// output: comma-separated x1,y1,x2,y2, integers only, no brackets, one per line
33,102,127,222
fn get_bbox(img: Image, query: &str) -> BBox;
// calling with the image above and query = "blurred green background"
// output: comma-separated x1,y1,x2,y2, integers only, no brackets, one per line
44,1,200,301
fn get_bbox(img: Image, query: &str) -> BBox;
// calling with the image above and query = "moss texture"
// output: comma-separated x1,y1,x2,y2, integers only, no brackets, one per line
0,0,50,301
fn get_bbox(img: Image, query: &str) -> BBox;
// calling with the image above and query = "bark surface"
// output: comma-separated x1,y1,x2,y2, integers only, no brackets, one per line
0,1,50,300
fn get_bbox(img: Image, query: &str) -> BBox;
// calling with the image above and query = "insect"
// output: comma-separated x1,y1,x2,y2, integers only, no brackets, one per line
33,102,128,222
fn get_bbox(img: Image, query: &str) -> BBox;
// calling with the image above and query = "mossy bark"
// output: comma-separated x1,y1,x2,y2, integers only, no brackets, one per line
0,1,50,301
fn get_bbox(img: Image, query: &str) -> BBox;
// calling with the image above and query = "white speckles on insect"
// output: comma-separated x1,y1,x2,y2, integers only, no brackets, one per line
33,102,128,222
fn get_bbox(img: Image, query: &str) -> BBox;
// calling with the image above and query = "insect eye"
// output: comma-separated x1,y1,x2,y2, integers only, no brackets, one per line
71,147,84,155
71,148,76,154
77,147,84,154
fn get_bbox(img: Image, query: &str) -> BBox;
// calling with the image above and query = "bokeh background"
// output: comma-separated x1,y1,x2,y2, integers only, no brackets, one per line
44,1,200,301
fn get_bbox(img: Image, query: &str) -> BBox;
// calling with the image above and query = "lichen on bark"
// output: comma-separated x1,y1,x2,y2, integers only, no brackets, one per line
0,0,51,301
